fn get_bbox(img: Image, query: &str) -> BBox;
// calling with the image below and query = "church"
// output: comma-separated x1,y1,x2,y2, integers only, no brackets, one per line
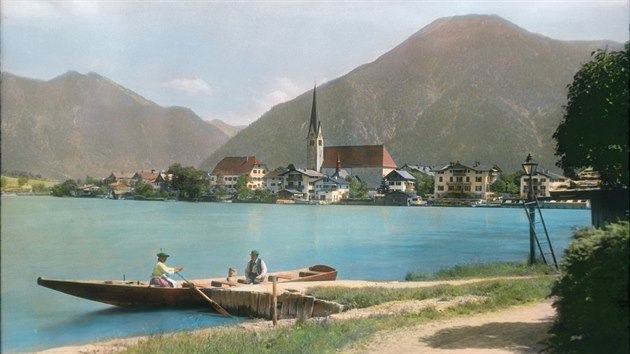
306,86,398,189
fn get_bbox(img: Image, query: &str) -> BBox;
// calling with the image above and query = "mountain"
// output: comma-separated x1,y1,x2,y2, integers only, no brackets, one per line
209,119,245,138
1,71,230,180
200,15,620,174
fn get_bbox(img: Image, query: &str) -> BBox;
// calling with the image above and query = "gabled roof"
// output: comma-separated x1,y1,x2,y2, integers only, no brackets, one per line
109,172,135,179
386,170,416,180
322,145,397,169
432,162,501,173
263,170,286,179
211,156,262,176
135,171,160,182
280,168,326,178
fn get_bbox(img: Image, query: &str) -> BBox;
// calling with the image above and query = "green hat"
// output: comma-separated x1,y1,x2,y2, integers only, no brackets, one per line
250,250,259,256
157,252,170,258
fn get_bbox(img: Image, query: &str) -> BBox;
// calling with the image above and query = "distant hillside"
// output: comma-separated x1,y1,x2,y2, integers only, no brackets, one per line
209,119,245,138
200,15,619,173
1,71,230,180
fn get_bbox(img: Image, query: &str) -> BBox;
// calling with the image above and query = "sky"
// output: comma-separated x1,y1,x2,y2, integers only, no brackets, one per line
1,1,628,126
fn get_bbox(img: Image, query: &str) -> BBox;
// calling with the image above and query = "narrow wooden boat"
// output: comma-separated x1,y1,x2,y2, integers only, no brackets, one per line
37,265,337,308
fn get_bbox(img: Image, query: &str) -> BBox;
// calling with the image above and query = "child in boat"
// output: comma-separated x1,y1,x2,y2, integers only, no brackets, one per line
226,267,238,284
150,252,183,287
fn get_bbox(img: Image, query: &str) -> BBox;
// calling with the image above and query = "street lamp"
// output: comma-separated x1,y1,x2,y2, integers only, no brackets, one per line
522,153,538,264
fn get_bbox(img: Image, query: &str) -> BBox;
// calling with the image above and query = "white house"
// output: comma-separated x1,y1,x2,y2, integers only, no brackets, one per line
432,162,501,200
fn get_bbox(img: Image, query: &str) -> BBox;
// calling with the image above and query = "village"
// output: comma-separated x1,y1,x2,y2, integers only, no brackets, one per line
56,87,588,209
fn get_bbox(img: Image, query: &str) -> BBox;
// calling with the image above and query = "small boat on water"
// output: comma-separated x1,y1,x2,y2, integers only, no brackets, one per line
37,265,337,308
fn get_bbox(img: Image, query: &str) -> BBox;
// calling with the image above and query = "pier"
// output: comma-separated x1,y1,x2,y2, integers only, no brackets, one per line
200,281,345,319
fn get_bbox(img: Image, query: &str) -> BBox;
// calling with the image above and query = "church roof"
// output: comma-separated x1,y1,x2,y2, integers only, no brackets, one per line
322,145,397,169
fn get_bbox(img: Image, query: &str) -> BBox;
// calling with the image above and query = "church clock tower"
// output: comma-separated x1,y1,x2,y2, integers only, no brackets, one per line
306,85,324,172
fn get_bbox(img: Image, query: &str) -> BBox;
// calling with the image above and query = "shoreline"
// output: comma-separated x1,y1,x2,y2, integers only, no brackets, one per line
34,277,545,354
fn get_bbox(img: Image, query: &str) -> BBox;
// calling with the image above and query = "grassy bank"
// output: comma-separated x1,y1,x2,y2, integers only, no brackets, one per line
123,263,555,354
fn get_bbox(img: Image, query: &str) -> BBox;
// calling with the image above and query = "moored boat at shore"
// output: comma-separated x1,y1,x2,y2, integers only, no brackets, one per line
37,265,337,308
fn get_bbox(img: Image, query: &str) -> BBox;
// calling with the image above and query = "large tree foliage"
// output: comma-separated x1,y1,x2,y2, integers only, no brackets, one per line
553,44,629,187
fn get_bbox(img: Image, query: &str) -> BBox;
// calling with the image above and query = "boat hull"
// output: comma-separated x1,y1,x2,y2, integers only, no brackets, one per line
37,265,337,308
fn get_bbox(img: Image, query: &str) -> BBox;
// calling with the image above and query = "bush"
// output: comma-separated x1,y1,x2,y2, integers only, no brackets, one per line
547,222,629,354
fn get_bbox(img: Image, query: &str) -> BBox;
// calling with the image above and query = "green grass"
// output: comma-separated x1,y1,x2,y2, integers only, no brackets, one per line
405,261,554,280
122,262,555,354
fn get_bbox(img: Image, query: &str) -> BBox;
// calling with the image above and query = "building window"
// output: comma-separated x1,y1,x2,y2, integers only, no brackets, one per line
437,185,444,191
475,176,482,182
475,186,482,191
439,176,443,182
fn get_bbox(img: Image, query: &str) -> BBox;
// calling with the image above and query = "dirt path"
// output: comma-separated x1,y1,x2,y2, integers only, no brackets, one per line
341,299,555,354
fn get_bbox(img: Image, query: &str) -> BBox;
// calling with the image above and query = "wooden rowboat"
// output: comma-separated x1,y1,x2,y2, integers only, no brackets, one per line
37,264,337,308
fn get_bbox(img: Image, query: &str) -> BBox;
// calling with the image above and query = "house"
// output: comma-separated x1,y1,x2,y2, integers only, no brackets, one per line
519,169,569,199
133,170,162,189
384,170,416,193
305,86,398,189
313,175,350,202
263,170,286,194
209,156,269,193
432,162,501,200
279,168,326,201
104,172,136,185
385,190,413,206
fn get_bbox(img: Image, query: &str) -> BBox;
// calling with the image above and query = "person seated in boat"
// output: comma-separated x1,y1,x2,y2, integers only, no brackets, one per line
226,267,238,284
244,250,267,284
150,252,183,287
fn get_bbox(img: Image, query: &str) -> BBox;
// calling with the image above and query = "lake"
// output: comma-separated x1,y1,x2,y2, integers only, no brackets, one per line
0,196,590,353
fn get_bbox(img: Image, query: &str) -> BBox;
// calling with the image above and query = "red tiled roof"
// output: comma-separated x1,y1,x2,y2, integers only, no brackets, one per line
211,156,262,176
322,145,397,169
136,171,160,182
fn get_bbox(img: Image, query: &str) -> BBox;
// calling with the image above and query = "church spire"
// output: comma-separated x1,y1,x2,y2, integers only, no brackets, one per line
308,83,319,136
306,84,324,172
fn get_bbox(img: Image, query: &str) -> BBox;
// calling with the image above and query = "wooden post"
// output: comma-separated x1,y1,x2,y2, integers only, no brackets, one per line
272,277,278,326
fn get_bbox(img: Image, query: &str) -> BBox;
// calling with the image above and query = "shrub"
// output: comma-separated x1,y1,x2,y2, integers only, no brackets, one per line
547,222,629,354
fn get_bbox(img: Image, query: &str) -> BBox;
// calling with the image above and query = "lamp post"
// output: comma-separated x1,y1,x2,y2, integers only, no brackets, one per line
522,154,538,265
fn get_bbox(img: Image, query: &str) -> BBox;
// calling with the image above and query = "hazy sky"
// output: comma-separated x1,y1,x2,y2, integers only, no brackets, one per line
2,1,628,126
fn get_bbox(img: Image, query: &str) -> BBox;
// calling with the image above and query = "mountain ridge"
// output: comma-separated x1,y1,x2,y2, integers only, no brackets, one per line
200,15,619,173
1,71,232,180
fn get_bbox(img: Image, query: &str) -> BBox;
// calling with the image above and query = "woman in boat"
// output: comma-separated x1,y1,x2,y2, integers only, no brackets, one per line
244,250,267,284
150,252,183,287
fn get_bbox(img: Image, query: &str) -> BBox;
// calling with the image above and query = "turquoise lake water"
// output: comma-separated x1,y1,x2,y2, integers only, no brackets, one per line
1,196,590,352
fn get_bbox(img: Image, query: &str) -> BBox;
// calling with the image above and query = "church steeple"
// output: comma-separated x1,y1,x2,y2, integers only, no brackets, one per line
308,83,320,135
306,84,324,172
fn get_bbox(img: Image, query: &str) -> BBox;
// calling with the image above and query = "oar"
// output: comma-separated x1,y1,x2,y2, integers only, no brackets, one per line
175,272,231,317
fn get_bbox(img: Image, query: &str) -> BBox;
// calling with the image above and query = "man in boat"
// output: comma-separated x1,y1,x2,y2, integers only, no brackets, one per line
244,250,267,284
150,252,183,287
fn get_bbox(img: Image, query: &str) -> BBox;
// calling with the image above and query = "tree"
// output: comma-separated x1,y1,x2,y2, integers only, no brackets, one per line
408,171,434,197
347,176,368,199
490,172,521,195
235,175,253,200
51,179,78,197
377,178,390,194
553,43,629,188
166,163,208,199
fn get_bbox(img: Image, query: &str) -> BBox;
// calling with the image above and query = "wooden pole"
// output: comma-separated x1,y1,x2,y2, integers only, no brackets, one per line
175,272,232,317
272,276,278,326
